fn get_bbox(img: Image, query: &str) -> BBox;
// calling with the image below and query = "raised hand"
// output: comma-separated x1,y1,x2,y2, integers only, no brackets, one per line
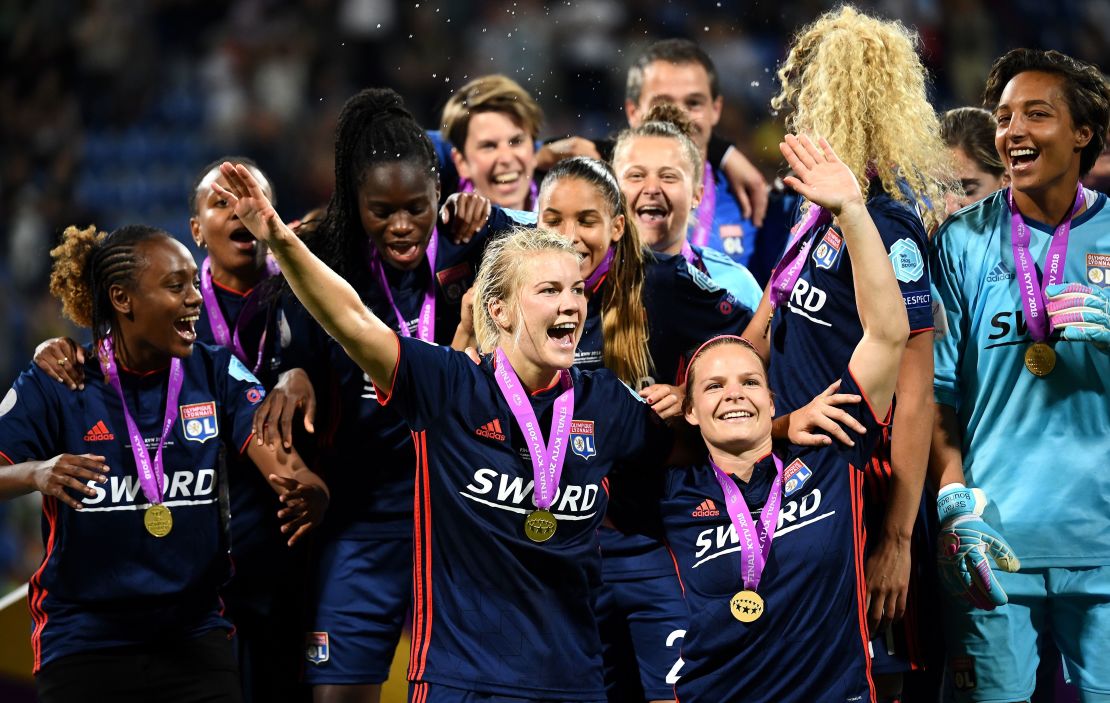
33,337,85,390
269,473,329,547
212,162,294,248
779,134,864,217
1046,282,1110,350
31,454,109,510
936,484,1020,610
639,384,685,421
441,192,492,244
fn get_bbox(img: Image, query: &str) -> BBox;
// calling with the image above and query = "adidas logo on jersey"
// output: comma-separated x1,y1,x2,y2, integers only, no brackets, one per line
986,262,1015,283
692,499,720,517
84,421,115,442
475,419,506,442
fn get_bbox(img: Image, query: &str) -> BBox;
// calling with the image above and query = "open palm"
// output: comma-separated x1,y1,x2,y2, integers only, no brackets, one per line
779,134,863,216
212,162,290,246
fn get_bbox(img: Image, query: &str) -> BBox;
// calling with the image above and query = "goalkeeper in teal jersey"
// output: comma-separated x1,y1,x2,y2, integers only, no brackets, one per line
931,48,1110,703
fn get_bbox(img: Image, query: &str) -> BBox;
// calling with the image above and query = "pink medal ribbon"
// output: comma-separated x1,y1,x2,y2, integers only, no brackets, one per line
1008,185,1084,342
200,258,273,373
492,348,574,518
99,336,185,510
710,453,784,594
584,246,615,292
690,161,717,248
368,229,438,342
460,178,539,212
768,204,832,309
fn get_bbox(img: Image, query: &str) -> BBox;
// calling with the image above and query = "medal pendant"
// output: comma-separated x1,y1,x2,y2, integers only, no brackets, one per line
730,589,765,623
144,504,173,538
523,509,557,543
1024,342,1056,377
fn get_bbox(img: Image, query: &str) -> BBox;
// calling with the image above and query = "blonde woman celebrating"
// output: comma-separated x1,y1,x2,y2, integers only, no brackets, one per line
743,6,953,698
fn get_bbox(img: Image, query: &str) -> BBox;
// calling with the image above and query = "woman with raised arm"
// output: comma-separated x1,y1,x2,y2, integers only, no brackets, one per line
218,162,676,703
609,134,910,703
0,224,327,703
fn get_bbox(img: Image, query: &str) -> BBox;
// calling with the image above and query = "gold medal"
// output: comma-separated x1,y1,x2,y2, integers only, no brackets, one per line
523,509,557,543
730,590,765,623
144,504,173,537
1024,342,1056,377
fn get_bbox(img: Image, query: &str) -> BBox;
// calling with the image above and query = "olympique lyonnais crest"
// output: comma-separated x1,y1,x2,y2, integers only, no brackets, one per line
305,632,329,664
783,458,813,497
570,420,596,460
812,230,843,270
180,402,218,443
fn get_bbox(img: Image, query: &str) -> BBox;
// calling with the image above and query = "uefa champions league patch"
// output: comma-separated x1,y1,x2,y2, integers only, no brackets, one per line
570,420,596,460
0,388,16,417
228,355,260,385
812,230,843,270
1087,253,1110,287
180,402,219,443
305,632,329,664
782,458,813,497
888,238,925,283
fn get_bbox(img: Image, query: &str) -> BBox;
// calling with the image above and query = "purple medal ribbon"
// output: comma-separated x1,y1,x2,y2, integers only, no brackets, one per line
99,337,185,508
1008,185,1084,342
368,229,438,342
199,258,272,373
690,160,717,248
460,178,539,213
768,204,832,309
710,453,784,592
492,348,574,511
584,246,615,292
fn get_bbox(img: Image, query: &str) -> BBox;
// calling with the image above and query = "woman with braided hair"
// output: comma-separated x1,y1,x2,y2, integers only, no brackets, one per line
0,224,328,703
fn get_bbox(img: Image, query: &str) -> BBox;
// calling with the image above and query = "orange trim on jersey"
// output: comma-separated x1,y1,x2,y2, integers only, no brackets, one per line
211,278,253,297
373,333,403,406
908,326,934,336
411,682,428,702
846,367,893,427
0,449,14,465
117,360,171,377
408,431,434,682
29,495,59,672
529,372,562,397
849,467,877,703
601,476,610,497
665,543,686,597
239,432,255,456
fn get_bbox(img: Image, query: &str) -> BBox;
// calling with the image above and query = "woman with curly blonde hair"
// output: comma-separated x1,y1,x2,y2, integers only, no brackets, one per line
743,6,954,700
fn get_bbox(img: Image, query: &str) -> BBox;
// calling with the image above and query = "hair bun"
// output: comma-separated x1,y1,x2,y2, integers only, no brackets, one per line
642,103,695,138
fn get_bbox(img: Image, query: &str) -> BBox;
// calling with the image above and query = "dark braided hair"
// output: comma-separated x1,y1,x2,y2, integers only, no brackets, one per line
308,88,438,293
189,155,273,215
50,224,170,341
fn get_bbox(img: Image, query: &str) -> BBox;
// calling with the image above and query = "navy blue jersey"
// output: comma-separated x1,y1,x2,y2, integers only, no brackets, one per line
609,371,887,703
195,280,277,387
380,337,670,699
0,343,264,671
769,182,932,415
277,208,528,538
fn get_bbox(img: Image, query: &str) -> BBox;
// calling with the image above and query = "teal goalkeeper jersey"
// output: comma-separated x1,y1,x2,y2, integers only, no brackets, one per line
932,187,1110,568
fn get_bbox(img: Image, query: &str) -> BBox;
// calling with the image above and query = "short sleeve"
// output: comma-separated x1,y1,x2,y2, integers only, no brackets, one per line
605,465,668,541
930,222,968,410
0,365,61,464
218,350,267,455
609,376,673,466
601,379,671,539
374,336,476,432
708,134,732,169
872,205,934,334
662,257,754,339
825,368,891,469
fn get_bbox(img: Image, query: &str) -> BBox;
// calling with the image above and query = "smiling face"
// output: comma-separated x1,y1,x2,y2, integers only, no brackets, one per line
614,134,701,254
684,343,774,454
453,110,537,211
995,70,1092,206
538,177,625,280
191,165,273,286
491,250,586,377
945,146,1009,214
112,236,203,367
358,161,439,271
626,60,721,155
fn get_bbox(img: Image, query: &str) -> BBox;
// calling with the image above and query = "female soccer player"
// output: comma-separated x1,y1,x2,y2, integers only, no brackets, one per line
537,156,755,701
743,8,953,697
34,157,313,703
255,88,527,703
0,224,328,703
611,103,762,310
216,156,678,702
940,107,1009,215
610,133,909,703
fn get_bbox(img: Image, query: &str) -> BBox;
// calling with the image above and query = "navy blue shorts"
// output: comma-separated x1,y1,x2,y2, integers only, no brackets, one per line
596,573,687,701
409,681,606,703
302,535,412,684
